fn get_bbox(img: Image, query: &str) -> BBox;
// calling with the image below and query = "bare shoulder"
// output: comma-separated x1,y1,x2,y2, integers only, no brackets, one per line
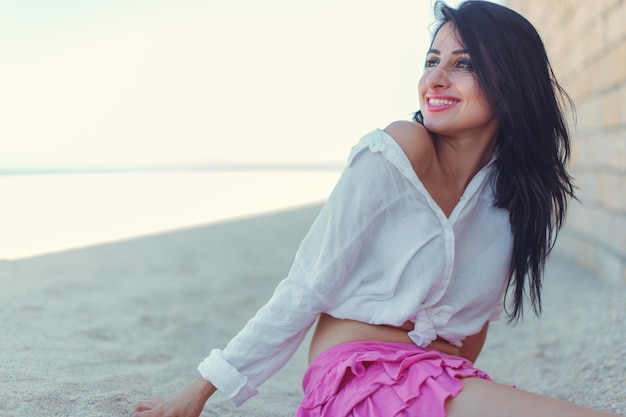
383,121,435,173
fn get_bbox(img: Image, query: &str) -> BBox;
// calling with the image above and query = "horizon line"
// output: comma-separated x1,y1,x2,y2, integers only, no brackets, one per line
0,161,345,176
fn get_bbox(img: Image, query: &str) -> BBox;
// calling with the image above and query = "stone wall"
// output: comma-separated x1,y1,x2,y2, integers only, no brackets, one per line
504,0,626,284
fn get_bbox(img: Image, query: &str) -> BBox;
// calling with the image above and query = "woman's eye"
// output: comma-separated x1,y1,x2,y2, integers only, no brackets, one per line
425,58,439,68
455,58,473,71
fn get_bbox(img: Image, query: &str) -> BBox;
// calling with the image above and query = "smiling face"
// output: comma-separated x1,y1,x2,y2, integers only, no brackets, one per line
418,22,498,141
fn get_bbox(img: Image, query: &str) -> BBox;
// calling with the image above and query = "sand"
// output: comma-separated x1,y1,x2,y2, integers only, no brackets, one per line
1,203,624,416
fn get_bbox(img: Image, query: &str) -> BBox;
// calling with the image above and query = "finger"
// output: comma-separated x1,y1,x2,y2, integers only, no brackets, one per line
134,398,165,412
132,406,161,417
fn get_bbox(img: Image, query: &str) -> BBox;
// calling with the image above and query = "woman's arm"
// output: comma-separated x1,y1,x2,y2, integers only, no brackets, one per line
132,376,217,417
459,322,489,363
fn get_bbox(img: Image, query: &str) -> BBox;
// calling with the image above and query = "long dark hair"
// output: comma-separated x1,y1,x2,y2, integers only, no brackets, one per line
415,1,576,322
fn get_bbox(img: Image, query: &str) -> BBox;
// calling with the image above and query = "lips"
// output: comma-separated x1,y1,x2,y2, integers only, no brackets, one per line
425,95,460,112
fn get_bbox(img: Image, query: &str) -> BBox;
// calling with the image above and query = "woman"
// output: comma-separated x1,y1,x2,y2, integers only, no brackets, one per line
133,2,622,416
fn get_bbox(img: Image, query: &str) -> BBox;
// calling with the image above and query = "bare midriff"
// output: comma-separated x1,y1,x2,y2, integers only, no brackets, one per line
308,313,460,364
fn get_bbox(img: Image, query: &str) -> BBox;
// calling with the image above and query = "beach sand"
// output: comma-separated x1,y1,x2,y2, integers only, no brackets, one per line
1,203,624,416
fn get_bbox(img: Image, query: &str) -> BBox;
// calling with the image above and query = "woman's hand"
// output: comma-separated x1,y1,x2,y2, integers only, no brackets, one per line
133,376,217,417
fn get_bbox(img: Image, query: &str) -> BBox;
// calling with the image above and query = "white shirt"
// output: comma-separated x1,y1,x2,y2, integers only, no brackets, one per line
197,129,514,406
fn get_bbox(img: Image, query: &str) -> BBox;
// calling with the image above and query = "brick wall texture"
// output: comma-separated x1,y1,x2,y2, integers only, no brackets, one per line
505,0,626,284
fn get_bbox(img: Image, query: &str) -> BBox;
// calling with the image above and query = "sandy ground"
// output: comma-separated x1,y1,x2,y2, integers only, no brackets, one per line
1,203,624,416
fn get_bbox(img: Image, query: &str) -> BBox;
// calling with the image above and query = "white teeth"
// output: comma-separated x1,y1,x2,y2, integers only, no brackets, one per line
429,98,457,106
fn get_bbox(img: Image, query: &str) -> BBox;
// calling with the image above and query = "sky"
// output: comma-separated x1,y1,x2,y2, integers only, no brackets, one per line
0,0,486,172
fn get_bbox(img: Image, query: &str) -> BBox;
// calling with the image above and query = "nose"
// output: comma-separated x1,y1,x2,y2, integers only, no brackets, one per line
426,66,450,90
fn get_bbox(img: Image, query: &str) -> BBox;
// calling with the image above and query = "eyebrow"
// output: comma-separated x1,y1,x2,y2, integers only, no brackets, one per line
427,48,470,55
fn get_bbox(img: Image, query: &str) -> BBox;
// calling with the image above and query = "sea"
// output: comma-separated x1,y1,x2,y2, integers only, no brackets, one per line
0,165,342,260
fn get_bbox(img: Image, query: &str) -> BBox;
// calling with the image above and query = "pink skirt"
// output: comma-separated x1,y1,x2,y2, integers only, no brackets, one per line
295,341,492,417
